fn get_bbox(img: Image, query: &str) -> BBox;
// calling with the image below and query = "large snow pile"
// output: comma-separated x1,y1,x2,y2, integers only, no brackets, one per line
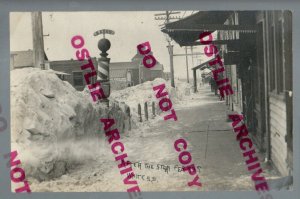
110,78,166,109
10,68,110,181
110,78,193,120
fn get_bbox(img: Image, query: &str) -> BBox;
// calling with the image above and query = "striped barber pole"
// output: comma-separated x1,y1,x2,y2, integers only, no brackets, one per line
97,59,109,81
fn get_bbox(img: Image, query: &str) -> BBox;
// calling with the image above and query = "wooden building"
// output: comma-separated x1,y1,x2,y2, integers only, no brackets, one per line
10,50,48,71
162,11,293,176
45,58,97,91
110,62,140,89
45,52,164,91
255,11,293,176
131,51,164,84
10,50,34,70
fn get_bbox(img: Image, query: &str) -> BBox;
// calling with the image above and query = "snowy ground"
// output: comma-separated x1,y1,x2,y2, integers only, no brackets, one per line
10,68,110,185
12,75,283,192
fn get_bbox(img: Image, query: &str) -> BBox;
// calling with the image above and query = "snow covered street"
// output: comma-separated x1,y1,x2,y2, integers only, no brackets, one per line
27,80,280,192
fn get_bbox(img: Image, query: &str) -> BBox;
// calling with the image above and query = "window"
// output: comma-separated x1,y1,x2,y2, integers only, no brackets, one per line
269,27,276,91
276,16,284,93
269,12,276,91
73,71,83,86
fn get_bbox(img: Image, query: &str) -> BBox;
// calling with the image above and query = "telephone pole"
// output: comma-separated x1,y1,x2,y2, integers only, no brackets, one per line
185,46,189,83
32,12,45,69
155,11,181,88
190,46,196,83
190,46,195,68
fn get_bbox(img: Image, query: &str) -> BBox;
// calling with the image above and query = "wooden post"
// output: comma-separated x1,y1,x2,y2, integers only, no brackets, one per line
31,12,45,69
144,102,148,121
138,103,142,122
185,46,189,83
167,44,175,87
125,105,131,130
193,69,197,93
152,101,155,118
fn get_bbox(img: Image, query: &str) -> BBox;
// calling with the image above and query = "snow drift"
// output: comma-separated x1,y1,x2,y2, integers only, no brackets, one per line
10,68,130,181
110,78,193,120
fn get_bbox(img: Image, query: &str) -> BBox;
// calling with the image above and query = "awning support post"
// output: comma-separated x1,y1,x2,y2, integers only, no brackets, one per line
193,69,197,93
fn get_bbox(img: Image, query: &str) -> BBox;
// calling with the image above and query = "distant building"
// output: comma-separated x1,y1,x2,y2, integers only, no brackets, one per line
162,72,171,81
10,50,48,70
132,51,164,83
45,58,97,91
10,50,34,70
110,52,164,90
109,62,138,90
44,52,164,91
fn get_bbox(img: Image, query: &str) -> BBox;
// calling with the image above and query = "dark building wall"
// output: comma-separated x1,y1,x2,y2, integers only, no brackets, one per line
131,68,140,85
237,11,257,136
49,59,97,91
253,12,267,153
140,67,163,82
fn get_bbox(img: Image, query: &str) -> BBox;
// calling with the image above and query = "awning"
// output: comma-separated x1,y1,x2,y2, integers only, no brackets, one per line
192,58,215,71
161,11,233,46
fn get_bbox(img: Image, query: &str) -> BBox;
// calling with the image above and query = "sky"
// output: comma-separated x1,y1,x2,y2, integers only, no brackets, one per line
10,11,211,79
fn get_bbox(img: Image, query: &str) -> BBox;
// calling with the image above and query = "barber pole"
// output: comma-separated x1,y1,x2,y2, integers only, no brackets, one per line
94,29,115,106
97,59,109,81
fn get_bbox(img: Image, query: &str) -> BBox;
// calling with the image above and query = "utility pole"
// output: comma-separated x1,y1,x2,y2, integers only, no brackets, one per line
185,46,189,83
32,12,45,69
190,46,195,83
167,44,174,87
155,11,180,88
190,46,195,68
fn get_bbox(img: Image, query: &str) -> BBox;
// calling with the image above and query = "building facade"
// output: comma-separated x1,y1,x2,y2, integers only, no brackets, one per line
163,11,293,176
221,11,293,176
